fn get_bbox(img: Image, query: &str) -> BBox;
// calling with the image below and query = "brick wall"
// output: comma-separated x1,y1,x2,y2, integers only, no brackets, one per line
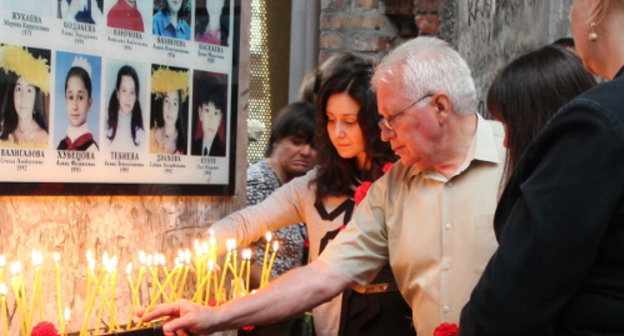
319,0,450,63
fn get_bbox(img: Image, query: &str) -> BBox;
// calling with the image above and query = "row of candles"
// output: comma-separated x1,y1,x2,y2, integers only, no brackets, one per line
0,231,280,336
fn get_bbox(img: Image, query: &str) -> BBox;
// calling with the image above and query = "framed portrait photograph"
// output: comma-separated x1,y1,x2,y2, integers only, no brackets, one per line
0,0,241,195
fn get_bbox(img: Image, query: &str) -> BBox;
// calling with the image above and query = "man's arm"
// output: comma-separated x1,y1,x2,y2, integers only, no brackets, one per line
140,260,355,335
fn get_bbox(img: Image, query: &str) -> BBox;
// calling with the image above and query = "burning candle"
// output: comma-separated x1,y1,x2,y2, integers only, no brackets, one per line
53,253,65,336
242,249,252,294
29,250,43,329
10,261,27,336
62,308,71,336
260,232,272,288
263,241,280,287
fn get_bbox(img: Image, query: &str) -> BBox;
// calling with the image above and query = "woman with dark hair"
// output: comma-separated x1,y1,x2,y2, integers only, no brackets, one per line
191,74,227,156
208,62,415,336
0,45,49,148
152,0,190,40
150,66,188,155
460,1,624,333
487,45,596,180
195,0,230,46
106,65,146,151
58,57,98,151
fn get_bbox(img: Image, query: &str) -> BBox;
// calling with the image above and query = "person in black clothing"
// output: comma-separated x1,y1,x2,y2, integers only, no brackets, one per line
460,1,624,335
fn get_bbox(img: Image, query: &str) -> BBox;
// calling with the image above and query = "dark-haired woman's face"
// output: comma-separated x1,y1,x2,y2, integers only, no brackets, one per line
163,91,180,127
14,77,36,120
198,101,222,134
271,136,316,178
117,75,137,116
326,92,367,168
66,75,92,127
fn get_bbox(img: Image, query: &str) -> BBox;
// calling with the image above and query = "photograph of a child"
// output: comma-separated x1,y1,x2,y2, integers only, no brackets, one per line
152,0,191,40
58,0,104,24
0,45,51,149
106,0,150,32
194,0,230,46
103,60,148,152
150,65,189,155
191,71,227,157
54,51,101,151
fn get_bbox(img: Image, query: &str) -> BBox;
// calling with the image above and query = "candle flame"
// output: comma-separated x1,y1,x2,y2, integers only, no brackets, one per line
86,250,94,262
272,241,279,252
88,258,96,271
226,238,237,251
242,249,252,260
158,253,166,266
207,259,215,271
139,250,146,264
64,308,71,321
146,254,153,267
10,261,22,275
103,252,111,265
31,250,43,266
0,283,7,295
53,252,61,263
265,232,272,243
0,255,5,267
184,249,192,264
126,263,133,275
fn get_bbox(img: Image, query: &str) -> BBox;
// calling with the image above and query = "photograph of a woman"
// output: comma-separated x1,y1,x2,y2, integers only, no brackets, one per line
58,0,104,24
194,0,230,46
191,71,227,157
150,65,188,155
0,45,50,149
152,0,191,40
104,62,147,152
55,52,101,151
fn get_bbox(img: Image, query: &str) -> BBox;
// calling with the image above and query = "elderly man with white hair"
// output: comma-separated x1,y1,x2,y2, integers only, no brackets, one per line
139,36,505,336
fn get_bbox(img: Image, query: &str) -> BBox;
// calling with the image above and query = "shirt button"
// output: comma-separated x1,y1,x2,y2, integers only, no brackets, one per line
444,222,452,230
442,305,450,313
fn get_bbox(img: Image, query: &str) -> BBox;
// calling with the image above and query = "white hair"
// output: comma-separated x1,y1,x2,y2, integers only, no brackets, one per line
371,36,477,115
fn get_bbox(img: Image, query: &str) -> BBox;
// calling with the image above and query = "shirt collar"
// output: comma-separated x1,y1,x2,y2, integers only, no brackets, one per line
414,113,503,182
163,11,189,35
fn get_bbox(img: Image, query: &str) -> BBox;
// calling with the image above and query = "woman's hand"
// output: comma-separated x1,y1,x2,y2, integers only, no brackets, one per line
138,299,218,336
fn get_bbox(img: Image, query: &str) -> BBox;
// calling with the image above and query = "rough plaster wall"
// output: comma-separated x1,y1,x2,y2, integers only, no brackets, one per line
0,2,251,334
454,0,551,116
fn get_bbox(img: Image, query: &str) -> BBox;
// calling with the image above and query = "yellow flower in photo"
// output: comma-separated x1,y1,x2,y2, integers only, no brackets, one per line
0,44,50,94
151,66,189,101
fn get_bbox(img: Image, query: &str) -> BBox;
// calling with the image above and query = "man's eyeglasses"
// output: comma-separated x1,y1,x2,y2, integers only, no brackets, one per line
378,93,433,131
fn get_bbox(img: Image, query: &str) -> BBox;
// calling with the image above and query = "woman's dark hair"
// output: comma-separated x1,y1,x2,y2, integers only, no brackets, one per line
265,101,316,157
488,45,596,178
194,0,230,46
151,89,187,154
313,62,397,202
107,65,144,145
65,66,93,97
193,73,227,142
299,52,363,104
0,73,47,140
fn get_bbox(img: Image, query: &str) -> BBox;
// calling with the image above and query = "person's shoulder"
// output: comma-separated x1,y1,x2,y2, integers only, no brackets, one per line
558,78,624,127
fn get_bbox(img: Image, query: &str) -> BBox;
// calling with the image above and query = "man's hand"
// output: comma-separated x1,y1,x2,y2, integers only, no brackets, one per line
138,299,218,336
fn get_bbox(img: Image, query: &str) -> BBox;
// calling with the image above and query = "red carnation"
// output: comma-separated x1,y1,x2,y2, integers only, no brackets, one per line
354,181,373,205
31,321,59,336
382,162,394,173
433,322,458,336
